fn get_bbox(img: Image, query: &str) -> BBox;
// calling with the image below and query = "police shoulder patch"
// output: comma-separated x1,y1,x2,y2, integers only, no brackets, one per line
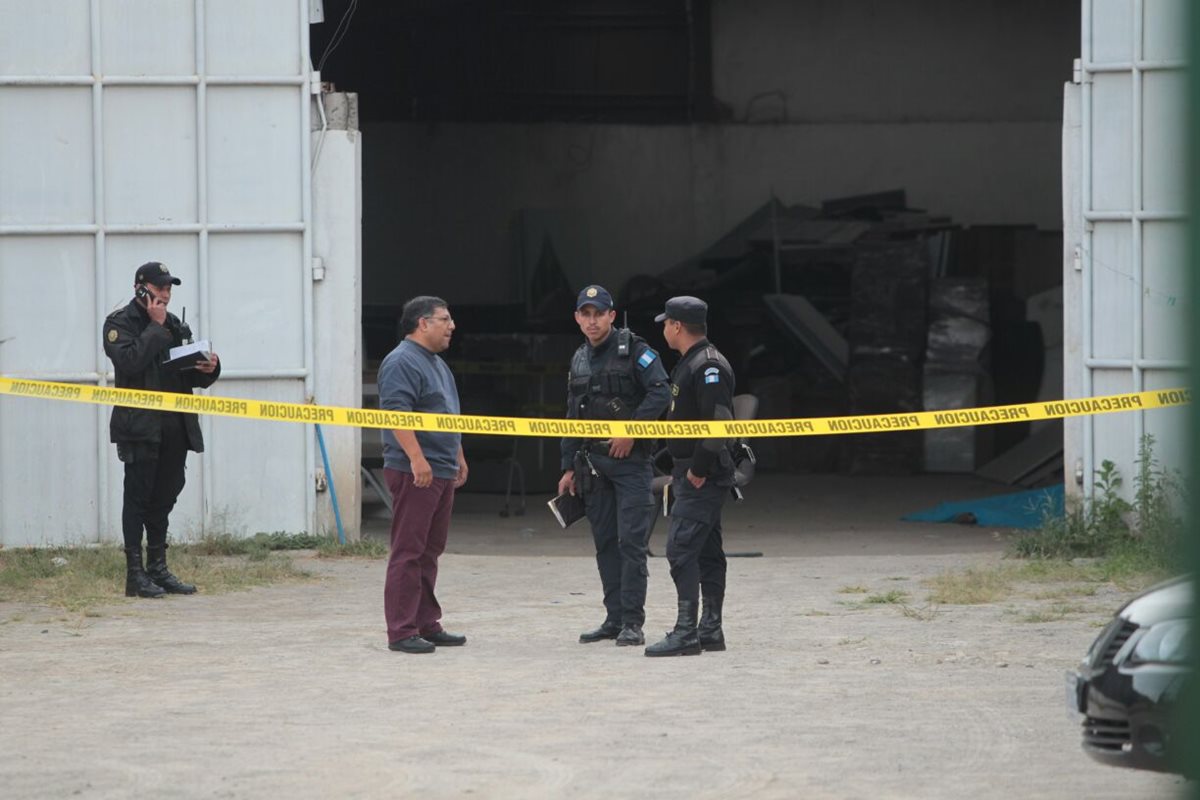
703,366,720,376
637,350,657,368
704,373,720,384
106,329,118,343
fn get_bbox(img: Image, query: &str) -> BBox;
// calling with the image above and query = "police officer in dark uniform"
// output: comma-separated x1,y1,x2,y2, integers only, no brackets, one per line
646,296,734,657
559,285,671,646
104,262,221,598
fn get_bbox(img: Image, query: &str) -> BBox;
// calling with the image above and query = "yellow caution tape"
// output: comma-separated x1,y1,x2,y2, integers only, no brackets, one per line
0,376,1189,439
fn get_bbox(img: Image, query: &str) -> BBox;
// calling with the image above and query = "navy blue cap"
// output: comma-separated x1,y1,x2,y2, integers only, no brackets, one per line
135,261,181,287
655,296,707,325
576,284,614,311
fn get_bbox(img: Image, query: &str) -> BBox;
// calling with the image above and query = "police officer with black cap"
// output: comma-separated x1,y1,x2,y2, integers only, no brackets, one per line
646,296,734,657
559,285,671,646
103,262,221,598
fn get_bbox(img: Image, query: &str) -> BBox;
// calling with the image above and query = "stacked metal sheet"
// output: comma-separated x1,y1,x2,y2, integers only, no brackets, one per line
845,242,929,473
922,278,991,472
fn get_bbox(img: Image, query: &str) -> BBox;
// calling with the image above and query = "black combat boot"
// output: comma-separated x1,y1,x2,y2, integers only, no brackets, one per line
146,544,197,595
124,547,165,598
698,593,726,651
645,600,701,657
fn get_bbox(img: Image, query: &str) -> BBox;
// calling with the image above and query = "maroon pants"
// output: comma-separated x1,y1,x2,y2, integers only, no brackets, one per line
384,468,456,643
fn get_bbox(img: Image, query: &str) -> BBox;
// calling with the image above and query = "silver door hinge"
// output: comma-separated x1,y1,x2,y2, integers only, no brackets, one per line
1072,245,1082,272
1072,58,1082,84
312,257,326,281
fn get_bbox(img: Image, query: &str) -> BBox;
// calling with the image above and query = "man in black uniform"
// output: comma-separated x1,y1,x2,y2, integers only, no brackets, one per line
646,296,734,657
103,262,221,598
559,285,671,646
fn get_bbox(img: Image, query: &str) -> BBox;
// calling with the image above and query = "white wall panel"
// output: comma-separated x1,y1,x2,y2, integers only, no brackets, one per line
207,88,303,223
0,87,93,224
207,233,305,369
1089,0,1133,63
1142,0,1187,61
204,380,308,535
1141,221,1187,361
1141,70,1186,211
0,236,95,374
0,0,91,75
1089,74,1132,212
205,0,301,76
0,399,99,545
1090,369,1136,470
100,0,196,76
1088,222,1133,361
104,87,198,224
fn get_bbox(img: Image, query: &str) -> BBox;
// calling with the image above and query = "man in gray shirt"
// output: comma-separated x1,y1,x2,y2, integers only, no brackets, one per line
378,296,469,654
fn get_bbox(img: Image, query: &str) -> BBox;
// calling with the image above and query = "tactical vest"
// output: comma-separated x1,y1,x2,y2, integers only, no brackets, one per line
569,329,646,421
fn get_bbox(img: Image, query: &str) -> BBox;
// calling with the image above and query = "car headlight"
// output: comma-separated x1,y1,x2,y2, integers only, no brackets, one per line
1129,619,1190,664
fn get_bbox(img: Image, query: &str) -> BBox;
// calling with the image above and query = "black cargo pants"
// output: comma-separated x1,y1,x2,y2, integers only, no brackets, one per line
118,416,189,551
664,468,729,604
581,451,655,627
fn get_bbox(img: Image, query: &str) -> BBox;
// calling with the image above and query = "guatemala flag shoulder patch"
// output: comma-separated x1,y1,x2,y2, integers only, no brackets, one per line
637,350,657,368
704,373,720,384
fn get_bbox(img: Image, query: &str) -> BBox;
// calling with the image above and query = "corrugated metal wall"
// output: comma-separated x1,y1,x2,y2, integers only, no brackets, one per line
1070,0,1188,497
0,0,316,545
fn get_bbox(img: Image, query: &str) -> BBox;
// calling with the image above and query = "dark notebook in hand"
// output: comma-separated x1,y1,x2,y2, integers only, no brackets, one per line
547,492,586,529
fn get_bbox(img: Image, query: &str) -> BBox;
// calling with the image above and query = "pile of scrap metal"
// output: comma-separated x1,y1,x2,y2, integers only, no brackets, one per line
618,190,1063,480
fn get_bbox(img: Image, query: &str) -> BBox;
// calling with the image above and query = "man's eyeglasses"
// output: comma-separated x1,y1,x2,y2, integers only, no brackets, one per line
424,314,453,325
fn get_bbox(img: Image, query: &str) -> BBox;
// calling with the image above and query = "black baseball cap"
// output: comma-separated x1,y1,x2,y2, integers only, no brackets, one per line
576,284,614,311
135,261,181,287
655,296,708,325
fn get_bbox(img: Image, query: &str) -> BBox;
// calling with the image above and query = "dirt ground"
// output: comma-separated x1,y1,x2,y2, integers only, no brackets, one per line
0,475,1190,799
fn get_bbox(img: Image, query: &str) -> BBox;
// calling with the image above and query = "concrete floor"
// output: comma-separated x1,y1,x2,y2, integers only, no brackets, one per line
362,472,1035,558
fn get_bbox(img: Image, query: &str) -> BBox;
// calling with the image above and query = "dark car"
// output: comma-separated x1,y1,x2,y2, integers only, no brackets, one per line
1068,575,1192,773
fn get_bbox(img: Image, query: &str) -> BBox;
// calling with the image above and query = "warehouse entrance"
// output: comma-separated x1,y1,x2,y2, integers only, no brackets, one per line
309,0,1078,518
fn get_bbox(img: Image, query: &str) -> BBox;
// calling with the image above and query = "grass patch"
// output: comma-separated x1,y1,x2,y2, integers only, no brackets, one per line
926,567,1014,605
864,590,908,605
1011,603,1089,624
1010,437,1182,576
0,543,311,613
181,531,388,561
317,537,388,559
837,585,869,594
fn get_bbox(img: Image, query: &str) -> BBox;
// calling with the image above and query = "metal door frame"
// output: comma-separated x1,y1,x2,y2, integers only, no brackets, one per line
1078,0,1187,499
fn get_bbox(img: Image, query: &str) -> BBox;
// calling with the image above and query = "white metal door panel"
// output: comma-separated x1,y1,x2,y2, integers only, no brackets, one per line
0,400,99,545
207,233,305,369
1088,222,1133,360
207,88,303,223
0,1,90,74
205,380,308,535
0,0,315,546
1141,221,1187,360
205,0,302,77
0,236,96,373
1074,0,1189,499
100,0,197,75
1141,70,1186,210
1089,74,1132,211
104,88,199,224
0,88,94,224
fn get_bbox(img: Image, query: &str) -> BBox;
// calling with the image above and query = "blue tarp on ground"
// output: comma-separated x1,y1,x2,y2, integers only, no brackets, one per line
902,484,1065,530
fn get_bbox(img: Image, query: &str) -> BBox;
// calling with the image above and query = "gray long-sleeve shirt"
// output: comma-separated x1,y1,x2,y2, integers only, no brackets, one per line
378,338,461,479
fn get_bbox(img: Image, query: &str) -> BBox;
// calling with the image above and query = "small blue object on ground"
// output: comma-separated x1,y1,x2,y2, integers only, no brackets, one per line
902,484,1065,530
